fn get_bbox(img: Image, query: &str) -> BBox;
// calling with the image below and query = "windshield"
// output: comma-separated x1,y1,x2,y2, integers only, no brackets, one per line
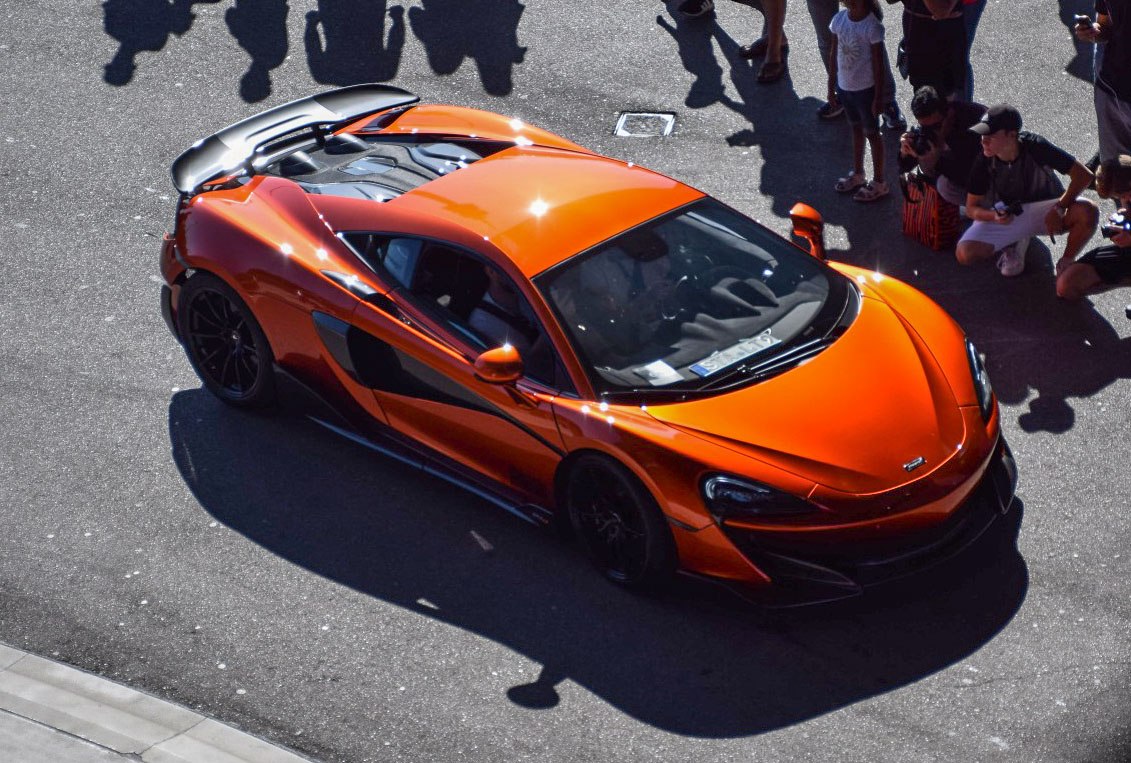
535,199,851,397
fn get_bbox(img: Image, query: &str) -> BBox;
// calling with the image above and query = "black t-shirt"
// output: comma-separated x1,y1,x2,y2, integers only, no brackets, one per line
967,132,1075,204
1096,0,1131,103
897,101,986,184
936,101,986,184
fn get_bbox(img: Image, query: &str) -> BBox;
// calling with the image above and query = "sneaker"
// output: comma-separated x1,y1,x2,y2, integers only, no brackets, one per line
677,0,714,18
881,104,907,131
817,101,845,120
996,244,1026,277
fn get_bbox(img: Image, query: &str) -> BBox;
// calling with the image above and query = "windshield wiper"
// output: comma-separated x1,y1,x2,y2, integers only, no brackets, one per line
696,335,838,391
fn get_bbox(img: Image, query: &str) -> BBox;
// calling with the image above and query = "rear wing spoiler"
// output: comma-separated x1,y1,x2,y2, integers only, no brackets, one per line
171,84,419,195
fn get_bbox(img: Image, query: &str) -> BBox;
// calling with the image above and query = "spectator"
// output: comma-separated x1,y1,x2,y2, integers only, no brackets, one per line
890,0,967,100
961,0,986,100
898,85,985,205
1075,3,1131,161
956,104,1098,277
737,0,789,83
829,0,889,202
1058,155,1131,299
678,0,788,83
1095,153,1131,201
808,0,906,128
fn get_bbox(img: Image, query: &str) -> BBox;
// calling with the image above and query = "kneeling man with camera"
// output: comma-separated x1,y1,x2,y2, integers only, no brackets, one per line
1058,156,1131,300
956,104,1098,277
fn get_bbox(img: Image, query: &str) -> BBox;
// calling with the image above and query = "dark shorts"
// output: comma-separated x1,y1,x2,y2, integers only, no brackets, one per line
837,86,878,135
1077,244,1131,284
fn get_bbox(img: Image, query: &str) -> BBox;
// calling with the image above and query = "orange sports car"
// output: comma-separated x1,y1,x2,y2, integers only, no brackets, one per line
161,85,1017,605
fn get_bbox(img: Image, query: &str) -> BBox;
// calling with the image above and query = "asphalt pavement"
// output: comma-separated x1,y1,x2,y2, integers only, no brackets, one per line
1,1,1129,762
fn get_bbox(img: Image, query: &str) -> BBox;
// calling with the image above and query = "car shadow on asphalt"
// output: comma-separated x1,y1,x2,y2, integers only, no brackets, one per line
169,390,1028,737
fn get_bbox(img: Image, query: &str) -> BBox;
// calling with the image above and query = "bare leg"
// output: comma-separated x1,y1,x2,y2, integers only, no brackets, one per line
763,0,786,63
955,239,996,265
866,132,884,182
1060,199,1100,263
1056,263,1106,300
852,125,865,176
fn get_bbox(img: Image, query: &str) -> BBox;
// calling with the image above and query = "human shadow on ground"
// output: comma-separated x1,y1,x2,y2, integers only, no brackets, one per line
408,0,527,97
874,238,1131,435
657,8,905,277
224,0,290,102
103,0,525,100
304,0,405,86
101,0,221,85
1059,0,1098,83
169,390,1027,736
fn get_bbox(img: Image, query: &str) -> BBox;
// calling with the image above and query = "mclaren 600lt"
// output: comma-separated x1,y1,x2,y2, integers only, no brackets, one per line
160,85,1017,605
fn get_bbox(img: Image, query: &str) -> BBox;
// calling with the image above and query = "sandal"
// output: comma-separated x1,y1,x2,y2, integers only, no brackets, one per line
853,180,890,202
739,37,789,60
756,60,787,83
834,171,866,193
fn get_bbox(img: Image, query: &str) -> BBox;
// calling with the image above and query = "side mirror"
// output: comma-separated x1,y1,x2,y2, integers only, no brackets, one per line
789,203,826,261
474,344,523,385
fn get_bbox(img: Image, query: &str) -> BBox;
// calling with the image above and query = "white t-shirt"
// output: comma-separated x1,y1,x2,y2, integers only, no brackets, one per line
830,9,884,92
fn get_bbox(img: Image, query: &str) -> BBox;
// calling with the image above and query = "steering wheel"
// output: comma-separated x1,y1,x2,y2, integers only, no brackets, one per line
658,273,698,321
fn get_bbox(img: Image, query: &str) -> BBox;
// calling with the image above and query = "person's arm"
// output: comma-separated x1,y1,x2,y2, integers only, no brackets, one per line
870,41,884,116
964,193,1009,223
1076,11,1112,43
1057,161,1095,211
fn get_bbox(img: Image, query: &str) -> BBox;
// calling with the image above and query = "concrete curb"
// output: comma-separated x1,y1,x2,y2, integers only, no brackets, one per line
0,643,312,763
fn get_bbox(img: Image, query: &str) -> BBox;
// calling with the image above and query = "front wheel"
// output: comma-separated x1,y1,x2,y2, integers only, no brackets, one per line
565,454,677,590
176,273,276,408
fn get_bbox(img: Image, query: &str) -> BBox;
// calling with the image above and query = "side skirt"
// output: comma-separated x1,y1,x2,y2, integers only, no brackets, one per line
274,365,556,528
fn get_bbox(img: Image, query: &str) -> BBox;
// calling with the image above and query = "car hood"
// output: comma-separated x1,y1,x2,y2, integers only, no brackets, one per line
645,294,967,495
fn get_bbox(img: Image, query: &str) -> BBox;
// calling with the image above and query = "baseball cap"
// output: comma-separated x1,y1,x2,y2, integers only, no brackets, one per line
970,104,1022,135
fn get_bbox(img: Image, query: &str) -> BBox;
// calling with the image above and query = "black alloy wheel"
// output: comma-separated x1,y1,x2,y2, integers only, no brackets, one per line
566,454,677,589
177,273,276,408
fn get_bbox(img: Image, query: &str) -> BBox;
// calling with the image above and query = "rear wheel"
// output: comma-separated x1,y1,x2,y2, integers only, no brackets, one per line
565,454,677,590
177,273,276,408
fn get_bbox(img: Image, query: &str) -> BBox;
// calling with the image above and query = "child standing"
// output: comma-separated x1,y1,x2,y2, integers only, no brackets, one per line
829,0,889,202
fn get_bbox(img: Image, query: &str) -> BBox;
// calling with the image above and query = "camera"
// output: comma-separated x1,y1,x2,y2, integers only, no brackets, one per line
1101,209,1131,239
907,125,936,155
993,200,1024,217
1074,13,1092,29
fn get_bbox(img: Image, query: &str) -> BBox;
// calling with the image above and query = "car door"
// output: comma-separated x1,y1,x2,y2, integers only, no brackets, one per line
343,234,570,506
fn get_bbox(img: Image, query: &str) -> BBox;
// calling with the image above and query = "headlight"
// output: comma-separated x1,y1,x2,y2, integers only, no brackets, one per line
966,338,994,421
702,475,818,519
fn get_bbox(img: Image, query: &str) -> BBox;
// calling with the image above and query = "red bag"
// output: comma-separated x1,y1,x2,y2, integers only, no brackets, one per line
900,175,960,250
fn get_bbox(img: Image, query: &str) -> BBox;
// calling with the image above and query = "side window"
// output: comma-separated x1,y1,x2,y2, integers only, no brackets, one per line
340,233,420,288
343,233,574,392
383,239,419,287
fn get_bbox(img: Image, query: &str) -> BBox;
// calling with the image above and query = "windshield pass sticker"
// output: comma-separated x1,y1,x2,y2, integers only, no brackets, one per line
690,331,781,377
635,360,684,386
